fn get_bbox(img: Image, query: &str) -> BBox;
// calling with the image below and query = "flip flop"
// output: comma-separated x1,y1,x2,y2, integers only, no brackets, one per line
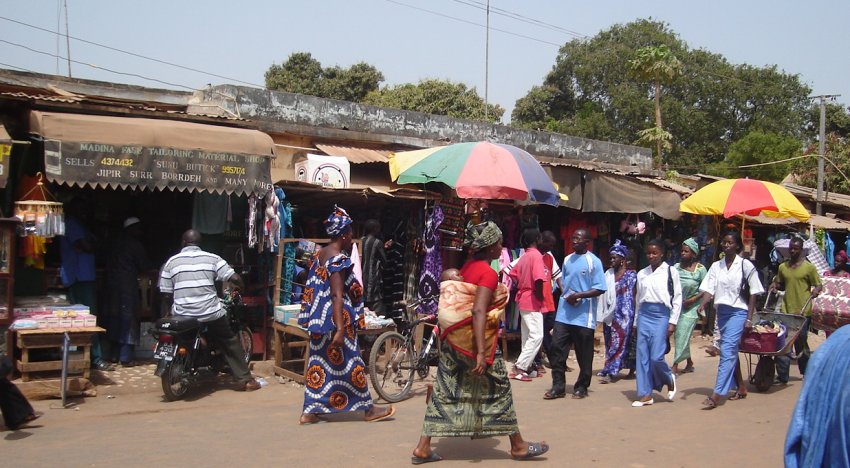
701,397,718,410
512,441,549,460
543,390,566,400
728,392,748,401
299,414,326,425
365,405,396,422
510,372,532,382
681,366,695,374
411,451,443,465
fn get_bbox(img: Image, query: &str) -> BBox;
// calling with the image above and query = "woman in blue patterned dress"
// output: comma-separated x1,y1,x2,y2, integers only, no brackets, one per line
599,240,638,383
298,206,395,425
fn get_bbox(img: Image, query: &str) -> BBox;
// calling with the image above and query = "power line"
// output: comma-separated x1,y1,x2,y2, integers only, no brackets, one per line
451,0,587,38
0,38,200,91
384,0,562,47
0,15,265,89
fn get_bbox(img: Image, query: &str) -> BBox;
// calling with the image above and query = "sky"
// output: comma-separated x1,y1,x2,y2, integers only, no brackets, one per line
1,1,848,124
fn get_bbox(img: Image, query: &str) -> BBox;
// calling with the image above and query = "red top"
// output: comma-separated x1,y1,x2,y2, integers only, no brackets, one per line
460,259,498,291
542,253,556,312
508,247,547,312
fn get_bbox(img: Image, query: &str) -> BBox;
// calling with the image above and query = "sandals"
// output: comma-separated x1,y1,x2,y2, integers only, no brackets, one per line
411,451,443,465
543,389,566,400
511,442,549,460
681,366,695,374
365,405,396,422
92,359,116,371
631,398,654,407
729,392,748,401
701,397,718,410
510,372,532,382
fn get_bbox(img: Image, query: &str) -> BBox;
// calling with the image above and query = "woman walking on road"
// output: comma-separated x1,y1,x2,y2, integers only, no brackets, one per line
411,221,548,464
697,231,764,409
598,240,637,383
671,238,706,375
632,239,682,407
298,206,395,425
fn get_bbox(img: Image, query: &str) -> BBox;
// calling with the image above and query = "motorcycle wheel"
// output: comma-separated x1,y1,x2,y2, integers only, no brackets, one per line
238,326,254,364
368,331,414,403
161,353,191,401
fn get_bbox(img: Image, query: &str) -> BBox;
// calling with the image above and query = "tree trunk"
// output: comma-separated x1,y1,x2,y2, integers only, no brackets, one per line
654,80,663,169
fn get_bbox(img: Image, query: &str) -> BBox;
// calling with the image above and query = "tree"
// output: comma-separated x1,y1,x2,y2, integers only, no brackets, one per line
511,19,812,173
629,45,682,168
264,52,384,102
364,79,504,123
720,131,801,183
794,134,850,195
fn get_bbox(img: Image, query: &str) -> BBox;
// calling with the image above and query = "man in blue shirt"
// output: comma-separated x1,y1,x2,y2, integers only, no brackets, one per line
544,229,606,400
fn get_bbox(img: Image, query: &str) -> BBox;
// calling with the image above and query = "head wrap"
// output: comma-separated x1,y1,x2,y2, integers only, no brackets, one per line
464,221,502,251
837,250,849,263
609,239,628,258
683,237,700,255
324,205,353,237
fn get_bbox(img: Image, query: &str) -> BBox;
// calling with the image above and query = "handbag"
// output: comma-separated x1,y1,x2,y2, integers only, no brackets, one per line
740,259,755,302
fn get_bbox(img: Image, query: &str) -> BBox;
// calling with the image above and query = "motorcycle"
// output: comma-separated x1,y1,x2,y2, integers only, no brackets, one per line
151,290,254,401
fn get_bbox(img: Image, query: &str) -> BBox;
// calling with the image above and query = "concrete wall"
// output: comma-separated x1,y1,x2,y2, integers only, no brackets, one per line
193,85,653,172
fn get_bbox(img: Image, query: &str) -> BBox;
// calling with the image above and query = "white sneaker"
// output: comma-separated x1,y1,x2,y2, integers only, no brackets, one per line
667,374,677,401
632,398,654,407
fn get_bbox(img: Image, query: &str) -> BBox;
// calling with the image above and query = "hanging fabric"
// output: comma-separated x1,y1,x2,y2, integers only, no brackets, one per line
416,205,443,315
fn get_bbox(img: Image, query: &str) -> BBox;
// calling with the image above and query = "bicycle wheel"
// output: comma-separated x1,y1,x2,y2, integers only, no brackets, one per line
369,331,415,403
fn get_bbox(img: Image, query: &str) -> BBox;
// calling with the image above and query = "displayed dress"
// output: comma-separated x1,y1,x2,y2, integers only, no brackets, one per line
601,270,638,376
298,252,374,414
672,263,707,365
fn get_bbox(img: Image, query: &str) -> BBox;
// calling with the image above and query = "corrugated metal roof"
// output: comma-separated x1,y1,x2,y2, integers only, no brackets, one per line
741,213,850,231
315,143,391,164
1,91,80,103
784,183,850,210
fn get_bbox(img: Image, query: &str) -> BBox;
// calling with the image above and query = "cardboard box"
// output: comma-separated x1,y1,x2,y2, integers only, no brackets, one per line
274,305,301,324
294,154,350,188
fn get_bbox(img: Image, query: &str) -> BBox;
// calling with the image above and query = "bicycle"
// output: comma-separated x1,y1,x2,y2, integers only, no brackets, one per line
368,297,440,403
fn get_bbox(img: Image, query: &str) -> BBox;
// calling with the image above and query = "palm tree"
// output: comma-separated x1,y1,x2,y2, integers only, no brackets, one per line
629,45,682,169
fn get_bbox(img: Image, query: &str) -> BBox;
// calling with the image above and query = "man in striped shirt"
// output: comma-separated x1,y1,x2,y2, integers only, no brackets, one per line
159,230,260,392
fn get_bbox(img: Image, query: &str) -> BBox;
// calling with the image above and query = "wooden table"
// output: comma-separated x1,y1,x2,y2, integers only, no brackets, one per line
15,327,105,382
271,322,394,384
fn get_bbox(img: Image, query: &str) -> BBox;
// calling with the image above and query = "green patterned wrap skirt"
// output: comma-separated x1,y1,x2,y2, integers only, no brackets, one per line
422,341,519,438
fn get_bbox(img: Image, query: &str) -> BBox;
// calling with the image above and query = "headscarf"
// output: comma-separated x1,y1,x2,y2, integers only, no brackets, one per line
609,239,628,258
836,250,849,264
683,237,700,255
324,205,353,237
784,325,850,467
464,221,502,251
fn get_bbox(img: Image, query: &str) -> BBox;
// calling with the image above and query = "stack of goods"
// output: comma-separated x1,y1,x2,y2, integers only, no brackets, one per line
439,198,465,250
14,201,65,237
740,320,787,353
811,276,850,332
11,304,97,330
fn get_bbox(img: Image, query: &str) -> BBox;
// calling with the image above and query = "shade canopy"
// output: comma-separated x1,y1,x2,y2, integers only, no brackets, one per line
680,178,810,222
390,142,560,206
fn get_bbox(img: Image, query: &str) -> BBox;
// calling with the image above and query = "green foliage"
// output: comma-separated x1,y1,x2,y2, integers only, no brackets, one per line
637,126,673,151
805,102,850,140
264,52,384,102
794,134,850,194
629,45,682,84
363,79,504,123
719,131,801,182
511,19,812,173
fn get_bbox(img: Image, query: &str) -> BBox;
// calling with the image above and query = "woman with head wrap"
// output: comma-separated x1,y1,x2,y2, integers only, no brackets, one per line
298,206,395,425
671,238,707,375
784,325,850,467
412,221,549,464
825,250,850,278
598,240,638,383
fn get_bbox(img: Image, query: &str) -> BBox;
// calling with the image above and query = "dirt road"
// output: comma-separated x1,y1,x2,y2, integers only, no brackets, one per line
3,334,810,467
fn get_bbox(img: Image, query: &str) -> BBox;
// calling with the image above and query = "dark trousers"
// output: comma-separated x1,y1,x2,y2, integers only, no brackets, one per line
1,358,34,430
204,315,252,383
550,322,595,393
776,317,811,383
69,281,103,362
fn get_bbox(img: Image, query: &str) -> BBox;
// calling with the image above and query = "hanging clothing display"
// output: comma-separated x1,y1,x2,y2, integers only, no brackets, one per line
416,205,443,315
439,198,465,250
192,192,229,235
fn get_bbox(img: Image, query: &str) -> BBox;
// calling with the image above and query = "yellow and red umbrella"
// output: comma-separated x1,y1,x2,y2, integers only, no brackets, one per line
680,178,810,222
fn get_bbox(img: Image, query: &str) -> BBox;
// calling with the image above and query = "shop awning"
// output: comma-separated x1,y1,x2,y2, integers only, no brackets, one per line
315,143,390,164
0,124,11,188
29,111,275,195
583,171,687,220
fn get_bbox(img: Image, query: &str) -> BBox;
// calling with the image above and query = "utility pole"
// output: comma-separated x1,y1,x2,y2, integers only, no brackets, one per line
484,0,490,121
63,0,72,77
812,94,841,215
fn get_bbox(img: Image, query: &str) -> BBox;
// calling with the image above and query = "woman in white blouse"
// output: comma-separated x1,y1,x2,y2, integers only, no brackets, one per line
632,239,683,407
697,231,764,409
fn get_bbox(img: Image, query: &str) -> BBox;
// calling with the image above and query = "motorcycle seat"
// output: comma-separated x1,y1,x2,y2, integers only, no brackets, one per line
155,315,200,332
